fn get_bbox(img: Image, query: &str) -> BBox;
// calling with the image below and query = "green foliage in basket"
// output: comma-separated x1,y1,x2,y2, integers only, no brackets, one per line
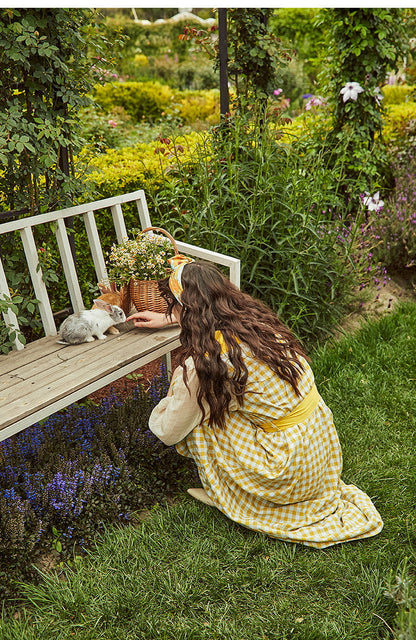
106,229,176,286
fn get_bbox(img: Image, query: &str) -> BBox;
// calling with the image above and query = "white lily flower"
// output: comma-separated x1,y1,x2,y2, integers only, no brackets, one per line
362,191,384,212
340,81,364,102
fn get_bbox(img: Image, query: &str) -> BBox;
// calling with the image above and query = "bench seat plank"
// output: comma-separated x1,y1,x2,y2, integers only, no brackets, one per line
0,326,180,441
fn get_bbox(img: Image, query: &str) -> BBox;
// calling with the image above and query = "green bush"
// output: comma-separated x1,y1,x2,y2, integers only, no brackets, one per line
93,81,175,122
144,54,219,92
382,83,416,105
0,8,110,215
269,8,322,89
78,105,137,151
92,81,221,128
175,59,219,91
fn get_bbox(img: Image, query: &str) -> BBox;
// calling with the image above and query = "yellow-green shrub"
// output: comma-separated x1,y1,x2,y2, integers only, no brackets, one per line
174,89,221,126
382,102,416,149
382,84,415,105
279,108,332,147
93,81,175,122
280,99,416,157
86,132,203,200
93,82,221,127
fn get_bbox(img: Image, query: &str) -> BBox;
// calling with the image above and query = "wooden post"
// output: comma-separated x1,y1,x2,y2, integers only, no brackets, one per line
218,8,229,119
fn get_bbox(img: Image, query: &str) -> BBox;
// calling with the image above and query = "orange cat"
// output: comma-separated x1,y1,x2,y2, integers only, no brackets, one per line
92,283,133,334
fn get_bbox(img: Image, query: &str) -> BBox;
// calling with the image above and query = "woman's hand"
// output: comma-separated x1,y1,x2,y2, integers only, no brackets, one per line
126,310,177,329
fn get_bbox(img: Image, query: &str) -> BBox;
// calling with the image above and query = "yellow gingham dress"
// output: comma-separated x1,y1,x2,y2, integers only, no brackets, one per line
149,337,383,549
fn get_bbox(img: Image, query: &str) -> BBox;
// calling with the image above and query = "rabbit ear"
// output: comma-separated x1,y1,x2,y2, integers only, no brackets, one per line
97,281,119,295
97,282,110,294
93,299,112,313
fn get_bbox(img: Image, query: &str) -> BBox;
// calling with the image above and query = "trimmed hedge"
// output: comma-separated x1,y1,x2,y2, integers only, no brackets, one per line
174,89,220,125
92,81,221,127
93,81,175,122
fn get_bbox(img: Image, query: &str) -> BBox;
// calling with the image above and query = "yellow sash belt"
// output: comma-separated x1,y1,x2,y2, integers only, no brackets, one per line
261,383,321,433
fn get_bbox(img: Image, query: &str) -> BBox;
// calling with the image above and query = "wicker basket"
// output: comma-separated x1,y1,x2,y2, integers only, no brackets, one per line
129,227,178,313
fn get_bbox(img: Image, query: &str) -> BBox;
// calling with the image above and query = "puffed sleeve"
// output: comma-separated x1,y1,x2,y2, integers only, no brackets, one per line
149,358,208,446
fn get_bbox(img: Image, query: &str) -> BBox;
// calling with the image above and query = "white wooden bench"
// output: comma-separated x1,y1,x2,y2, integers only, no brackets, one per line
0,190,240,442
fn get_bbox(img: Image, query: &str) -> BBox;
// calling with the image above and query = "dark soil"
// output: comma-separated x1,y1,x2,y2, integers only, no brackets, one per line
87,347,182,403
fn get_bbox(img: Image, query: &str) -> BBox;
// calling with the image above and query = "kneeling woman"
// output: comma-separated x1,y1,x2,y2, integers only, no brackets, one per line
128,258,383,549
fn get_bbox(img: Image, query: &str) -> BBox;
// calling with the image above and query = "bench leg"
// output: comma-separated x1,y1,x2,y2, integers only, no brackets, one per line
161,352,172,380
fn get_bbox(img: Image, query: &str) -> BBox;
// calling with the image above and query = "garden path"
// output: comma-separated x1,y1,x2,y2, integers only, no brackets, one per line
336,271,415,337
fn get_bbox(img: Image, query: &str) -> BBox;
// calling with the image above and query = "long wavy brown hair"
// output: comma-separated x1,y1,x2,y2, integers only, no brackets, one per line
159,261,308,429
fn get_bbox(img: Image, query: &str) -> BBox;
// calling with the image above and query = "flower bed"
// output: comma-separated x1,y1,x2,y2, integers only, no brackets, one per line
0,362,195,605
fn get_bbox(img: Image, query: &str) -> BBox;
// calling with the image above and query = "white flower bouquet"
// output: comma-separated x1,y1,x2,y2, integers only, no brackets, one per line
107,228,176,287
106,227,178,313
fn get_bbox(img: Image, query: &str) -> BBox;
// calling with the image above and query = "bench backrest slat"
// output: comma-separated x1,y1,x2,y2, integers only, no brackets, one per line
175,240,241,289
55,217,85,314
0,257,22,350
0,190,148,236
20,226,56,336
110,203,128,243
83,211,109,286
135,195,152,229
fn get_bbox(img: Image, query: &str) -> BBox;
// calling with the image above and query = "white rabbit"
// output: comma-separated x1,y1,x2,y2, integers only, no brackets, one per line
57,299,126,345
92,282,134,335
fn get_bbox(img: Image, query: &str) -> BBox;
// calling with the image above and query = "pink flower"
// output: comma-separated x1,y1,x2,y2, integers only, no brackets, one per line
305,96,326,111
273,88,283,96
108,120,117,128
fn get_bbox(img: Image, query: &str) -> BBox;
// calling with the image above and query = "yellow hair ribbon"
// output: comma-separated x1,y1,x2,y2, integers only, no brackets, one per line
168,255,195,304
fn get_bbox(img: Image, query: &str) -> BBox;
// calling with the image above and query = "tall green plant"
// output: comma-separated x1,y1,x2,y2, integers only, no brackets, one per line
0,8,119,352
151,116,363,344
225,8,292,110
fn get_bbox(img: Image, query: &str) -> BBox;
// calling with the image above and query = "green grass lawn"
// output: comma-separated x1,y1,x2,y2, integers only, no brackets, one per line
1,302,416,640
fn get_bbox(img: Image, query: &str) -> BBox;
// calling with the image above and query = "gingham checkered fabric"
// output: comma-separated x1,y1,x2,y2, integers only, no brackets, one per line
151,346,383,549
